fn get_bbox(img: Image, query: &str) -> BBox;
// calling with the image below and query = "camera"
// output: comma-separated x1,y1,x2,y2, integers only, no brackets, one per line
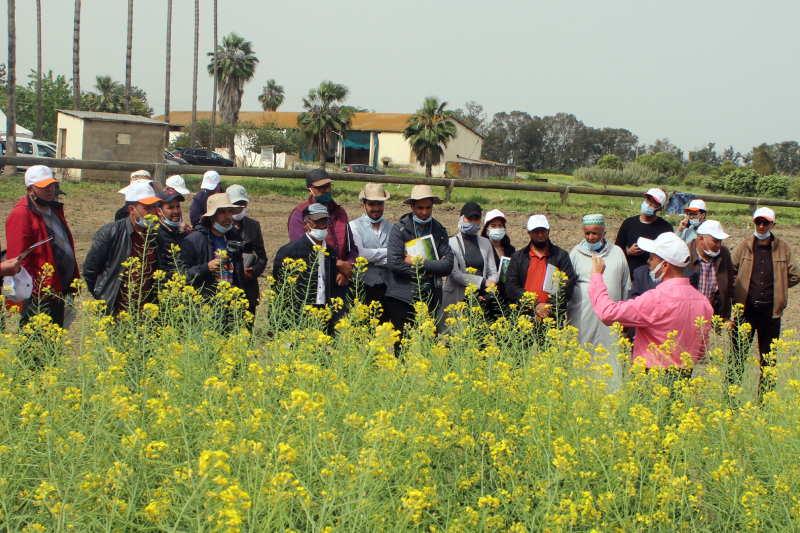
226,240,255,260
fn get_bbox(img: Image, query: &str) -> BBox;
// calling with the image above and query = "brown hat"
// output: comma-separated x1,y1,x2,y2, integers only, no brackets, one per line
358,183,391,202
401,184,442,206
202,193,237,218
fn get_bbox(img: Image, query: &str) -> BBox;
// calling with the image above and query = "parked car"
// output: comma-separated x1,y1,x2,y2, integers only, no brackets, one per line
165,150,188,165
0,138,57,171
177,148,234,167
342,164,385,175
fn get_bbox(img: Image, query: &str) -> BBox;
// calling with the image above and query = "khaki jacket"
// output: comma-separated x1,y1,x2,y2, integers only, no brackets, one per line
688,240,735,319
731,235,800,318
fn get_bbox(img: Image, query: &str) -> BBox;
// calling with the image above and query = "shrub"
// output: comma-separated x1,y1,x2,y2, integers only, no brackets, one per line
756,174,791,198
574,163,660,187
596,154,623,170
789,178,800,200
685,161,713,175
701,175,725,191
719,160,738,176
636,152,684,177
723,167,760,196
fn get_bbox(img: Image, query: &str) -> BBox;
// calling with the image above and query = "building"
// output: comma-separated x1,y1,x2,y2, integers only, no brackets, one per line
56,110,167,180
157,111,486,176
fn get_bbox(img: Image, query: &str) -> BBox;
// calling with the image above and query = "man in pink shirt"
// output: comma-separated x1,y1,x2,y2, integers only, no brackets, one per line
588,232,713,378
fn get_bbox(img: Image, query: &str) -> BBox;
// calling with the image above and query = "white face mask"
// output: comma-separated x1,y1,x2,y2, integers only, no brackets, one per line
487,228,505,242
309,228,328,242
232,207,247,221
701,238,720,258
649,261,666,284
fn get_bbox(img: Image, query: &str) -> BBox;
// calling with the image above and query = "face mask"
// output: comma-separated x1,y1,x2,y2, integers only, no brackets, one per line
133,209,157,230
311,189,332,205
32,194,50,207
413,214,431,225
649,261,666,284
689,218,701,228
309,228,328,242
586,239,605,252
364,209,384,223
532,240,549,249
213,221,232,234
232,207,247,221
701,239,720,258
459,217,480,236
754,231,771,241
159,209,182,228
641,202,657,217
487,228,505,242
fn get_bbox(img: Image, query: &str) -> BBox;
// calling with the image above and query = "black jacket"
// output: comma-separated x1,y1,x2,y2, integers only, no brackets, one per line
189,190,211,227
505,240,577,316
179,222,245,297
236,216,268,308
628,264,699,300
158,222,187,278
83,218,163,314
273,234,338,311
688,240,735,319
114,205,129,221
386,213,454,305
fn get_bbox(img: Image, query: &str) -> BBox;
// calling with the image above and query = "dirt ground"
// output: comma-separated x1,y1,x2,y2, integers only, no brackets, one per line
3,192,800,333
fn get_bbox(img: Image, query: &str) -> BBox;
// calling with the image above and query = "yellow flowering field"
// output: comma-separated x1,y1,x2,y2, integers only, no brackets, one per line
2,260,800,532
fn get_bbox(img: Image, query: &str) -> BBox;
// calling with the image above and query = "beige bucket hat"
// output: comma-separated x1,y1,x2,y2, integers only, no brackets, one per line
202,193,237,218
402,184,442,206
358,183,391,202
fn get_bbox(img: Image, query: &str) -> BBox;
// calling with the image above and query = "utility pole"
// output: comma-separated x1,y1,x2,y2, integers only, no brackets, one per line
164,0,172,148
210,0,217,151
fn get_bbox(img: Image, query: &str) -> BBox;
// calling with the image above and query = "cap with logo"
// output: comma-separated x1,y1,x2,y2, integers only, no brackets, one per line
201,170,221,191
697,220,729,240
302,203,331,221
527,214,550,231
306,168,332,188
165,175,191,195
226,184,249,204
24,165,58,188
753,207,775,222
637,232,691,267
202,193,237,218
484,209,506,225
118,169,163,194
124,180,161,205
684,199,707,212
156,190,185,204
644,188,667,206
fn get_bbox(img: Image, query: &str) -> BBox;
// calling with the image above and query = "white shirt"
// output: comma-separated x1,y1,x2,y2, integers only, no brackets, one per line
349,218,390,265
307,234,327,305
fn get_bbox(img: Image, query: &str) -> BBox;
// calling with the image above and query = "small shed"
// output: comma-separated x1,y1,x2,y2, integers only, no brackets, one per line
56,110,167,180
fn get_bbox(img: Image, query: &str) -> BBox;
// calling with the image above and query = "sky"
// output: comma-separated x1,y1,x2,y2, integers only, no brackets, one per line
2,0,799,154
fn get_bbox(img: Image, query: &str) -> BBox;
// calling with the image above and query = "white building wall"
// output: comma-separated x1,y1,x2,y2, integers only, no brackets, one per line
55,113,86,179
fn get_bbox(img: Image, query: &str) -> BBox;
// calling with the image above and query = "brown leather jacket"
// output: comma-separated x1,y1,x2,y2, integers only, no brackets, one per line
732,235,800,319
689,239,735,319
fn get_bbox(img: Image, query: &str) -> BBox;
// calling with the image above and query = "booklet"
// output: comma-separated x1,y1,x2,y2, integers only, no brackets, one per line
405,234,439,261
542,264,558,295
17,237,54,260
498,256,511,283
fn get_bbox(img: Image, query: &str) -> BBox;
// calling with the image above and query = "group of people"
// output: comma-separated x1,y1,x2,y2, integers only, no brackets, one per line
4,166,798,398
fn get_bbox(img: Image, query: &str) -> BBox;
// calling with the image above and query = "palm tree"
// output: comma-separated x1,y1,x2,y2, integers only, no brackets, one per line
207,32,258,159
209,0,217,150
163,0,172,148
124,0,134,114
403,97,458,178
190,0,198,148
296,81,355,170
92,75,122,112
35,0,42,139
72,0,80,110
5,0,16,175
258,79,284,112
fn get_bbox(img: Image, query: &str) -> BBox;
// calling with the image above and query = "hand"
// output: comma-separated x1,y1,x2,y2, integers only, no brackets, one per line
591,255,606,275
180,221,195,233
337,260,353,279
244,267,254,283
207,258,220,271
404,254,415,266
627,243,644,256
0,257,22,277
336,272,347,286
534,302,551,320
678,217,689,231
485,279,497,288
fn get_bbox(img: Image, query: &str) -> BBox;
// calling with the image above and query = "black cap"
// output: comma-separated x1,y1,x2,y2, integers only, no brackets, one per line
460,201,482,218
157,190,185,203
306,168,332,188
54,183,66,196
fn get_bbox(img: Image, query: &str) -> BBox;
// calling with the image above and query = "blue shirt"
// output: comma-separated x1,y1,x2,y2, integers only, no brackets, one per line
211,233,227,254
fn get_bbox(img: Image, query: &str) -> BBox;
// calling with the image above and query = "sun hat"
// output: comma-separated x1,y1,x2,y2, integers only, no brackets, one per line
460,202,482,219
753,207,775,222
165,175,190,195
302,203,331,221
358,183,391,202
226,184,249,204
118,169,163,194
124,180,161,205
644,188,667,206
527,214,550,231
582,214,605,226
306,168,332,188
24,165,58,188
156,190,185,204
637,233,691,267
201,170,221,191
484,209,506,224
202,193,237,218
684,199,707,212
402,184,443,206
697,220,729,240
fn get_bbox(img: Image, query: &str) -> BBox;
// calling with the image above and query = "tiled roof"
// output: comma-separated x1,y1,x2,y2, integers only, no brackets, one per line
57,109,168,125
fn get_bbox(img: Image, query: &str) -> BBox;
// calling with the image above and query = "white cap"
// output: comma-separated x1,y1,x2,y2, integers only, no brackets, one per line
526,214,550,231
201,170,221,191
226,184,248,204
644,188,666,206
637,232,691,267
165,175,190,195
697,220,729,240
484,209,506,225
24,165,57,187
124,180,160,205
684,199,707,212
753,207,775,222
130,170,151,180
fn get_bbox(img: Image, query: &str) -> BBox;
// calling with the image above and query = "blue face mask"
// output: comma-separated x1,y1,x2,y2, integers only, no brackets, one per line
487,228,506,242
213,221,232,234
459,217,480,236
413,214,431,225
313,192,332,205
641,202,657,217
754,231,771,241
133,209,156,230
689,218,701,228
159,209,181,229
586,239,605,251
365,212,384,224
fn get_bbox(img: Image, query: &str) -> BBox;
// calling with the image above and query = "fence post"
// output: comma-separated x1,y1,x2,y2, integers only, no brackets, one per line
445,180,455,203
154,163,167,187
560,186,570,205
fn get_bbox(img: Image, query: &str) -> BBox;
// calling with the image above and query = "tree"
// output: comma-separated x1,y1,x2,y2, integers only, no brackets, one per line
452,101,487,136
35,0,42,139
207,32,259,158
768,141,800,176
597,154,622,170
258,79,284,112
296,81,355,170
6,70,73,142
647,138,684,162
752,143,776,176
403,96,457,178
72,0,80,110
190,0,198,147
164,0,172,148
81,75,152,116
210,0,217,150
595,128,638,161
688,143,719,166
5,0,17,176
124,0,134,114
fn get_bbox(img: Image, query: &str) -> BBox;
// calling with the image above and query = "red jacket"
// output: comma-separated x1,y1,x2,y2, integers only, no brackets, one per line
5,195,80,295
287,196,358,263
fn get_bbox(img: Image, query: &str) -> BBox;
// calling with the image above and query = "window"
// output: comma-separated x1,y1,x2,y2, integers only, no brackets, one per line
116,133,131,145
17,142,34,155
38,145,55,157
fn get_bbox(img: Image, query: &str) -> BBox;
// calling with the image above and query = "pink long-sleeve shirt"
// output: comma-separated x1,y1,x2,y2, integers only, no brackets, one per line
588,273,713,369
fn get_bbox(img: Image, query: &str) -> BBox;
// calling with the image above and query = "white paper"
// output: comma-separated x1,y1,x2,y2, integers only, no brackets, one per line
542,264,557,295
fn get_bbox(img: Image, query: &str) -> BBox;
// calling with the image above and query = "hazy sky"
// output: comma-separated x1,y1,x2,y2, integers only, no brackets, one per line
3,0,799,153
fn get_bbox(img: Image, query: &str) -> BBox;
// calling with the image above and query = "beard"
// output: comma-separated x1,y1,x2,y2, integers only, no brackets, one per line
531,240,548,249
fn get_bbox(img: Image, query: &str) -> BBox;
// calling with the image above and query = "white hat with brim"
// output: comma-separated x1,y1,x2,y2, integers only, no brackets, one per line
644,188,667,206
527,214,550,231
124,180,161,205
165,175,191,195
697,220,729,240
637,233,691,267
24,165,58,188
119,179,163,195
753,207,775,222
684,199,707,212
202,193,237,218
359,183,391,202
226,184,249,204
484,208,506,225
401,184,442,205
201,170,222,191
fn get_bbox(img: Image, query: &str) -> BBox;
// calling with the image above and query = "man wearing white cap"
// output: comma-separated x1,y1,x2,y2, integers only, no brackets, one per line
5,165,80,327
614,188,674,278
731,207,800,398
84,181,163,315
676,199,707,244
688,220,735,322
165,175,191,196
189,170,223,226
350,183,393,319
227,184,268,319
589,232,713,378
114,170,163,221
506,214,576,328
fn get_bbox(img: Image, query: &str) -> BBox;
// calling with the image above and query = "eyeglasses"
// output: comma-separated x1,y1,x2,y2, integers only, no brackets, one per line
311,183,333,193
754,218,772,227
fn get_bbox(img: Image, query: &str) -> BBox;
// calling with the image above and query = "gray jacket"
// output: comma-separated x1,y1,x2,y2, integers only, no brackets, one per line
442,233,498,310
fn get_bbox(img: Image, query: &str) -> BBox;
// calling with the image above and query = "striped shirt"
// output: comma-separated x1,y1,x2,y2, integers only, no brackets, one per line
697,258,718,302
